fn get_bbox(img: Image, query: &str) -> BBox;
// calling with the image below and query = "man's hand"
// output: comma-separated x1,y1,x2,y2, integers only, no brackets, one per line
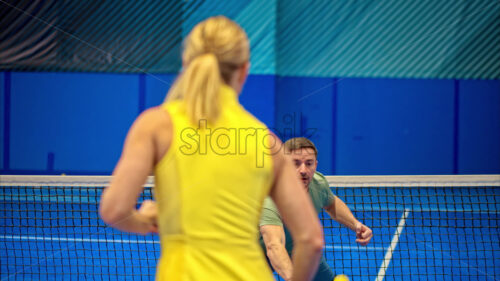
355,222,373,246
137,200,159,233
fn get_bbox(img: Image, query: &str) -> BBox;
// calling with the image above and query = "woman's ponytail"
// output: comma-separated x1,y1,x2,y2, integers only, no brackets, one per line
167,53,221,123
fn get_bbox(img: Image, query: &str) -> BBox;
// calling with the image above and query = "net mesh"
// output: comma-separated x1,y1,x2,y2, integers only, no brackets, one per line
1,175,499,281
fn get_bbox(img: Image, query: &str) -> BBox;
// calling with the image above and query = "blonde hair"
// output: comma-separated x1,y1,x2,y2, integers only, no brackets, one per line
166,16,249,123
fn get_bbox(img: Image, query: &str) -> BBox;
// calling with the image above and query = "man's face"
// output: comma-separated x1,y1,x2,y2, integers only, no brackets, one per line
289,148,318,189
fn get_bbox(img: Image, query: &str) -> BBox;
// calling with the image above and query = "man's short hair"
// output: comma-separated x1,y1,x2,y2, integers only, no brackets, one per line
284,137,318,158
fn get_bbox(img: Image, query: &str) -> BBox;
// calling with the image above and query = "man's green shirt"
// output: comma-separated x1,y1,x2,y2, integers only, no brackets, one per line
259,171,336,255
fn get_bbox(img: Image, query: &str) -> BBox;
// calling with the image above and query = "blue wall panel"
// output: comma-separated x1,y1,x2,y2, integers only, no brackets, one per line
144,74,176,109
9,72,139,174
0,72,4,170
2,72,498,175
336,78,455,175
458,80,500,173
240,75,276,128
144,74,276,127
275,77,334,174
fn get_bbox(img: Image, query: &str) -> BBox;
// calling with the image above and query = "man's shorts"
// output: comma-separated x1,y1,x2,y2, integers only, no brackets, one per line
312,259,335,281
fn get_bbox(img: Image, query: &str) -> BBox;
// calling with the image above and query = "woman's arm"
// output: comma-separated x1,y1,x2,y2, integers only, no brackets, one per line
99,108,167,234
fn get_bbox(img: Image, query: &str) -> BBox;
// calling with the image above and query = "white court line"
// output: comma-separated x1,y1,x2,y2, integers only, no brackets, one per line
0,235,386,251
375,208,410,281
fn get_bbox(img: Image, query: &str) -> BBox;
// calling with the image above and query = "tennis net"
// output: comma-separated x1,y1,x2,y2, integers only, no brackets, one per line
1,175,499,281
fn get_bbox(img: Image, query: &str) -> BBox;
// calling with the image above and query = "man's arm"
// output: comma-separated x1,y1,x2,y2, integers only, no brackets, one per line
260,225,293,281
324,196,373,246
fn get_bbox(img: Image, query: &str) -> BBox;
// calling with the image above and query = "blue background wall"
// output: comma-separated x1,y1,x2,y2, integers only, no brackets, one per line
458,80,500,174
1,71,499,175
274,77,500,175
334,78,456,175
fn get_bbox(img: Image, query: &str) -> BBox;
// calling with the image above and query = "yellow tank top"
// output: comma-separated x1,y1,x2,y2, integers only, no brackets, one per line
154,84,274,281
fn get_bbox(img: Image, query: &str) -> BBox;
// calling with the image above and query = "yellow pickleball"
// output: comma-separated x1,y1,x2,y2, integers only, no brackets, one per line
334,274,350,281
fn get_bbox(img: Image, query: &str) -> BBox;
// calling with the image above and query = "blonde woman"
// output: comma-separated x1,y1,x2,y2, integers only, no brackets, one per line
99,16,323,281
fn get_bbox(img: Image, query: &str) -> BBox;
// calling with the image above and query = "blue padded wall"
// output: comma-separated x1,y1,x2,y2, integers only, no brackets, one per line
143,74,275,128
1,73,278,174
2,73,499,175
144,73,276,127
8,72,139,174
275,77,334,174
144,74,177,110
240,75,276,128
0,72,5,170
335,78,455,175
458,80,500,173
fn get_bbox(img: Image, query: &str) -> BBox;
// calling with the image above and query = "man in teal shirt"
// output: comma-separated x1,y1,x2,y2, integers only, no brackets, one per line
260,138,373,281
